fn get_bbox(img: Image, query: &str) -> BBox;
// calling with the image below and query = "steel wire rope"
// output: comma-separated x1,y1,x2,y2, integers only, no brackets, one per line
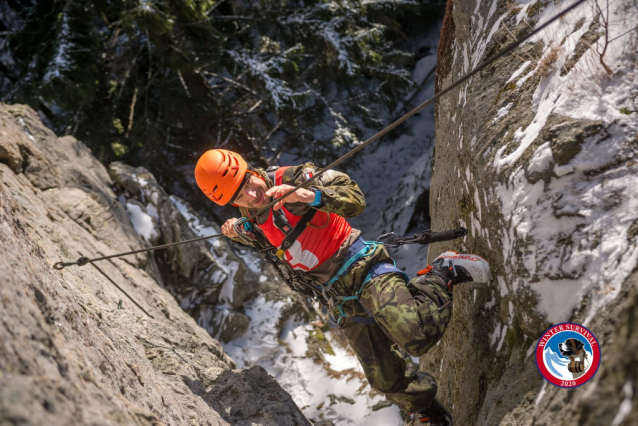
53,0,587,271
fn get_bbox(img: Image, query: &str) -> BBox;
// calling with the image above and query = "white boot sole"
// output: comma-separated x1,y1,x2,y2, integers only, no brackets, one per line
433,251,492,284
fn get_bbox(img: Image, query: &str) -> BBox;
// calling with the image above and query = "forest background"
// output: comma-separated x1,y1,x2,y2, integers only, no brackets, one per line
1,0,445,223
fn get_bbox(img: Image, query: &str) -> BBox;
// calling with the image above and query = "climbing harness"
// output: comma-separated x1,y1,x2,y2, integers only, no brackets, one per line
320,227,467,326
321,238,379,304
324,239,409,326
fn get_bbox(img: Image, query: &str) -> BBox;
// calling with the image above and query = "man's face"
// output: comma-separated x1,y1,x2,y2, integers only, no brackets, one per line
233,173,271,209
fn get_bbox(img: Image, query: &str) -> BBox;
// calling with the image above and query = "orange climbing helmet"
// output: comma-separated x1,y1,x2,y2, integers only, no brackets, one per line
195,149,248,206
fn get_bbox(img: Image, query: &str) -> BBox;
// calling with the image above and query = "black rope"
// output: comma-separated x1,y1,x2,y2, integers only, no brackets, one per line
53,0,586,270
378,227,469,248
87,257,155,319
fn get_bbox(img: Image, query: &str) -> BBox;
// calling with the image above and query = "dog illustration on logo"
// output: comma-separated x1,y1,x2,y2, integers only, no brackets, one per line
558,338,589,379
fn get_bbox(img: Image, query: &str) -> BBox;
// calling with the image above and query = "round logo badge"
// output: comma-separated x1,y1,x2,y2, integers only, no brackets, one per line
535,322,601,388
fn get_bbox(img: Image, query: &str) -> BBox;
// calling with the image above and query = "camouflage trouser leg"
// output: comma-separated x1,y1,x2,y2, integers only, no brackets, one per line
360,273,453,357
338,273,453,413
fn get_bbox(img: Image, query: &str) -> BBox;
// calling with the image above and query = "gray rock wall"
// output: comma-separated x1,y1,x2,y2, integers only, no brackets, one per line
428,0,637,425
0,104,310,426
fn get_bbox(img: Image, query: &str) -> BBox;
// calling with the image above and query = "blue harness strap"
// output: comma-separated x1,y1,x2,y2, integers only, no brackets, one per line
320,237,376,298
323,237,409,326
367,262,409,282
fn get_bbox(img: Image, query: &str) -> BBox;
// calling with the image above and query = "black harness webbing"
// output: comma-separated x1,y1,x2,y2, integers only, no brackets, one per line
263,167,318,258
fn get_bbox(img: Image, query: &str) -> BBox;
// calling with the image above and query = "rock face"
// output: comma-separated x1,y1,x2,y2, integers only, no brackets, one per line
0,104,310,425
427,1,637,425
107,161,259,342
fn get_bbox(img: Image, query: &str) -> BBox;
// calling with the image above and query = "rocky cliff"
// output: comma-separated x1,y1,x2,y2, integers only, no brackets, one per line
0,103,310,426
427,0,637,425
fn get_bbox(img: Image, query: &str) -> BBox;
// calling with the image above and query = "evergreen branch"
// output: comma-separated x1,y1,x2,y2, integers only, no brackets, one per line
200,70,264,99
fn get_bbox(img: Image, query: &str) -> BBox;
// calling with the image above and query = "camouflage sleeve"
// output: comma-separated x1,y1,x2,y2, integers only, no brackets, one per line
282,163,366,218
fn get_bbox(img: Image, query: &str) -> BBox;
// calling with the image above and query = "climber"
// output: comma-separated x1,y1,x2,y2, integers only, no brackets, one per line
194,149,492,426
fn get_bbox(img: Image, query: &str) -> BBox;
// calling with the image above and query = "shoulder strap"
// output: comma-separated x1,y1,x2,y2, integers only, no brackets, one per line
265,166,316,258
265,166,278,184
276,208,317,258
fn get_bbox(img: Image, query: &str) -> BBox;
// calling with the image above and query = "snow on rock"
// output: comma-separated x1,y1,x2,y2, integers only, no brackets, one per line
492,102,513,124
430,0,638,424
125,201,159,243
491,0,638,325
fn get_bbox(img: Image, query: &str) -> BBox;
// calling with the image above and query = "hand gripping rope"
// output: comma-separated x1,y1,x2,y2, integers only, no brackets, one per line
52,0,587,315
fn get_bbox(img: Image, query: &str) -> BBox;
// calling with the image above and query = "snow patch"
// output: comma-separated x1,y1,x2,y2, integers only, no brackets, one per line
18,117,36,142
506,61,532,84
490,323,502,346
526,142,553,175
534,380,548,406
526,341,537,359
224,296,403,425
492,102,513,124
125,202,158,242
496,325,508,352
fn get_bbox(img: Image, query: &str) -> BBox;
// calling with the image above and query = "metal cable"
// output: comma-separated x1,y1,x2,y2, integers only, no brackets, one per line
53,233,223,270
53,0,586,270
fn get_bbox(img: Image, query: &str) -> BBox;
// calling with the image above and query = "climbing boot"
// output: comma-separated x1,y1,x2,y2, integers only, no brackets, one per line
419,251,491,291
414,398,453,425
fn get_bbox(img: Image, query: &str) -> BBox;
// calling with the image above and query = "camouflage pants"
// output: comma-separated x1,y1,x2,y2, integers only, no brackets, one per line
329,244,453,413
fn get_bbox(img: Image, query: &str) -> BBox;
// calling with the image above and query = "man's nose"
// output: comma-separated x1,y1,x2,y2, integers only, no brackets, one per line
246,188,258,200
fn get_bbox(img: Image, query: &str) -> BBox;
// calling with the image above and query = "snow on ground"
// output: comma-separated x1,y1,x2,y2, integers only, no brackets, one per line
223,297,403,425
485,0,638,324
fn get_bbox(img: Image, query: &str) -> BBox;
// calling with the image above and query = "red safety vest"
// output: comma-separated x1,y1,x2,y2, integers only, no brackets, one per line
259,167,352,272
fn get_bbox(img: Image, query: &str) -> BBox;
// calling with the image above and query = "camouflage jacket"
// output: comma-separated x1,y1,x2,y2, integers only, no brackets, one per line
238,163,366,224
